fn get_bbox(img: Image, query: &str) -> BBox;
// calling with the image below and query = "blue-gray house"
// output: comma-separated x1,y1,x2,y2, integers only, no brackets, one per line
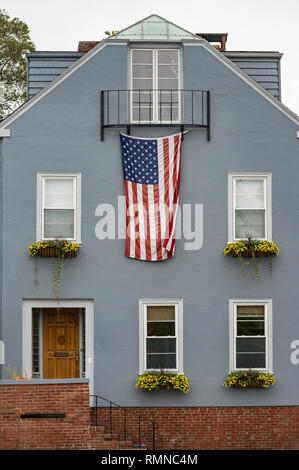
0,14,299,448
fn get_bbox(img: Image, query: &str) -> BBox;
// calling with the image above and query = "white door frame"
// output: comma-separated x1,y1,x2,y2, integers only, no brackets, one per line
22,299,94,395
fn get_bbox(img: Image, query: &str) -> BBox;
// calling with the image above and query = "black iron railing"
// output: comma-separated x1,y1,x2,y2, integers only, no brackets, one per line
100,89,210,141
90,394,157,450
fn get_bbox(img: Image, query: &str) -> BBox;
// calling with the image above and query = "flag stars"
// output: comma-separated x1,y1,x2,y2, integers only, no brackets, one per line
121,136,159,184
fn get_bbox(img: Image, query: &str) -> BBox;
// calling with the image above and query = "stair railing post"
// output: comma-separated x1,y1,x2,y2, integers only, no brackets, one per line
110,401,112,433
139,415,141,448
95,396,98,427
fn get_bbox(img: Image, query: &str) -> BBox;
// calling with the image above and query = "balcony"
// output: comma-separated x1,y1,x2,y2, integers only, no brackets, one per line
100,89,210,141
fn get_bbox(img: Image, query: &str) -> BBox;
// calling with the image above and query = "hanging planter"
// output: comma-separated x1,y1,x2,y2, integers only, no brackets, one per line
28,240,80,304
136,370,190,393
224,236,279,283
223,370,276,389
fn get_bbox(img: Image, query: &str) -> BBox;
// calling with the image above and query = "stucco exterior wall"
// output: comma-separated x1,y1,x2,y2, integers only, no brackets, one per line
1,43,299,407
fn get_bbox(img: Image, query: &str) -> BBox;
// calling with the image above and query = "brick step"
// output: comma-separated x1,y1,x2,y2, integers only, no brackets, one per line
89,419,147,450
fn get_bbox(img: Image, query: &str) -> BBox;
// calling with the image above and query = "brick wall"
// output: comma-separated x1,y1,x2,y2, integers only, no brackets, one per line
0,380,298,449
95,405,299,450
0,380,111,450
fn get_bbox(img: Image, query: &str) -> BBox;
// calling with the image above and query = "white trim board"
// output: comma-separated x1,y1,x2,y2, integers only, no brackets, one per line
22,299,94,395
139,298,184,375
227,172,272,243
36,172,82,243
228,298,273,373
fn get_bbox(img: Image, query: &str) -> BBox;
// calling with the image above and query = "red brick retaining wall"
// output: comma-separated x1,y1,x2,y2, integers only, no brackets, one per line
96,406,299,450
0,381,298,449
0,381,110,450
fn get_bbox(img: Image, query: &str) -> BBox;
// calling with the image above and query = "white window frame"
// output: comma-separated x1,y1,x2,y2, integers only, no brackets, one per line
228,172,272,242
229,299,273,373
130,48,181,124
36,173,81,243
139,299,183,375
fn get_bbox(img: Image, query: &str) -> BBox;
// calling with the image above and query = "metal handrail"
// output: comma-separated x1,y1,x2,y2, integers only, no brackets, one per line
90,394,157,450
100,89,210,141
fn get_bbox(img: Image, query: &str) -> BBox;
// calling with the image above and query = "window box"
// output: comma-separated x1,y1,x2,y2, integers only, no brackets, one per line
223,370,275,389
224,238,279,281
224,238,279,258
28,240,80,258
136,371,190,393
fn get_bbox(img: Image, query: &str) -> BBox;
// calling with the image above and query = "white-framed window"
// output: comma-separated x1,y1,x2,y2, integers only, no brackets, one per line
130,48,181,124
36,173,81,242
139,299,183,374
228,173,272,242
229,299,273,372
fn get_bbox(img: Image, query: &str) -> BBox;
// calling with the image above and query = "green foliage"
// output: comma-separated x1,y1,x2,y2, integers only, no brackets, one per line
0,9,35,120
104,30,119,36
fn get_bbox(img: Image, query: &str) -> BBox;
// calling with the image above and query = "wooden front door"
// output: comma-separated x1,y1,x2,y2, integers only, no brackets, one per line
43,308,80,379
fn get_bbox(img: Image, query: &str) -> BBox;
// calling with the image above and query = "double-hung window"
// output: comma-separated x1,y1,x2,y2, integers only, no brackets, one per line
131,49,180,124
139,299,183,374
37,173,81,242
229,299,273,372
228,173,272,241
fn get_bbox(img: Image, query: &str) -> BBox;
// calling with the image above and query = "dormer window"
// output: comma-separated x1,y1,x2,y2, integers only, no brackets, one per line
130,48,180,124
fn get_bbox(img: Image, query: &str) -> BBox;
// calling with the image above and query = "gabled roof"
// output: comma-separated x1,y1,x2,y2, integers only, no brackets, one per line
0,14,299,135
110,14,200,41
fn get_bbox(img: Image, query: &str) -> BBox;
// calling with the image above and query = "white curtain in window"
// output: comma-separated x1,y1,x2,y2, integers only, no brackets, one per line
235,179,265,238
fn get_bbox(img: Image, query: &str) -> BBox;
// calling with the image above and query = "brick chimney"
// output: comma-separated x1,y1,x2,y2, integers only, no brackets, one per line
196,33,228,51
78,41,100,52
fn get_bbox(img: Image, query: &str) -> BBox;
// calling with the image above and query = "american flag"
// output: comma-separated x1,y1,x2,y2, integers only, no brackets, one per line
120,132,182,261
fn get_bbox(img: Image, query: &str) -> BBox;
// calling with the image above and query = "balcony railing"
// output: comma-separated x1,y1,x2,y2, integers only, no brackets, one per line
100,89,210,141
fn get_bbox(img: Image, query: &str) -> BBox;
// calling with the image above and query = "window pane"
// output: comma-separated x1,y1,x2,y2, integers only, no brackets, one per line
45,179,74,208
132,50,153,64
147,322,175,336
158,106,179,122
237,305,265,336
158,78,178,90
147,353,176,369
132,107,153,122
147,338,176,353
237,321,265,336
235,209,265,238
236,179,264,209
44,209,74,238
236,337,266,353
158,91,179,104
133,65,153,79
158,65,178,79
132,78,153,90
147,306,175,321
158,50,178,64
132,91,153,104
236,353,266,369
32,308,40,378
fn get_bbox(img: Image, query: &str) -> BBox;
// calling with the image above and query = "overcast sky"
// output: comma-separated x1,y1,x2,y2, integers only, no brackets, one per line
2,0,299,114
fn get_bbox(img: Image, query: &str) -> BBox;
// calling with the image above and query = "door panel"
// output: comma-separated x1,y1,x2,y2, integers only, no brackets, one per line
43,308,80,379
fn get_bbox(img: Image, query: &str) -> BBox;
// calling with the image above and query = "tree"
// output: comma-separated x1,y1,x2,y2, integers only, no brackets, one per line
104,30,119,36
0,9,35,121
